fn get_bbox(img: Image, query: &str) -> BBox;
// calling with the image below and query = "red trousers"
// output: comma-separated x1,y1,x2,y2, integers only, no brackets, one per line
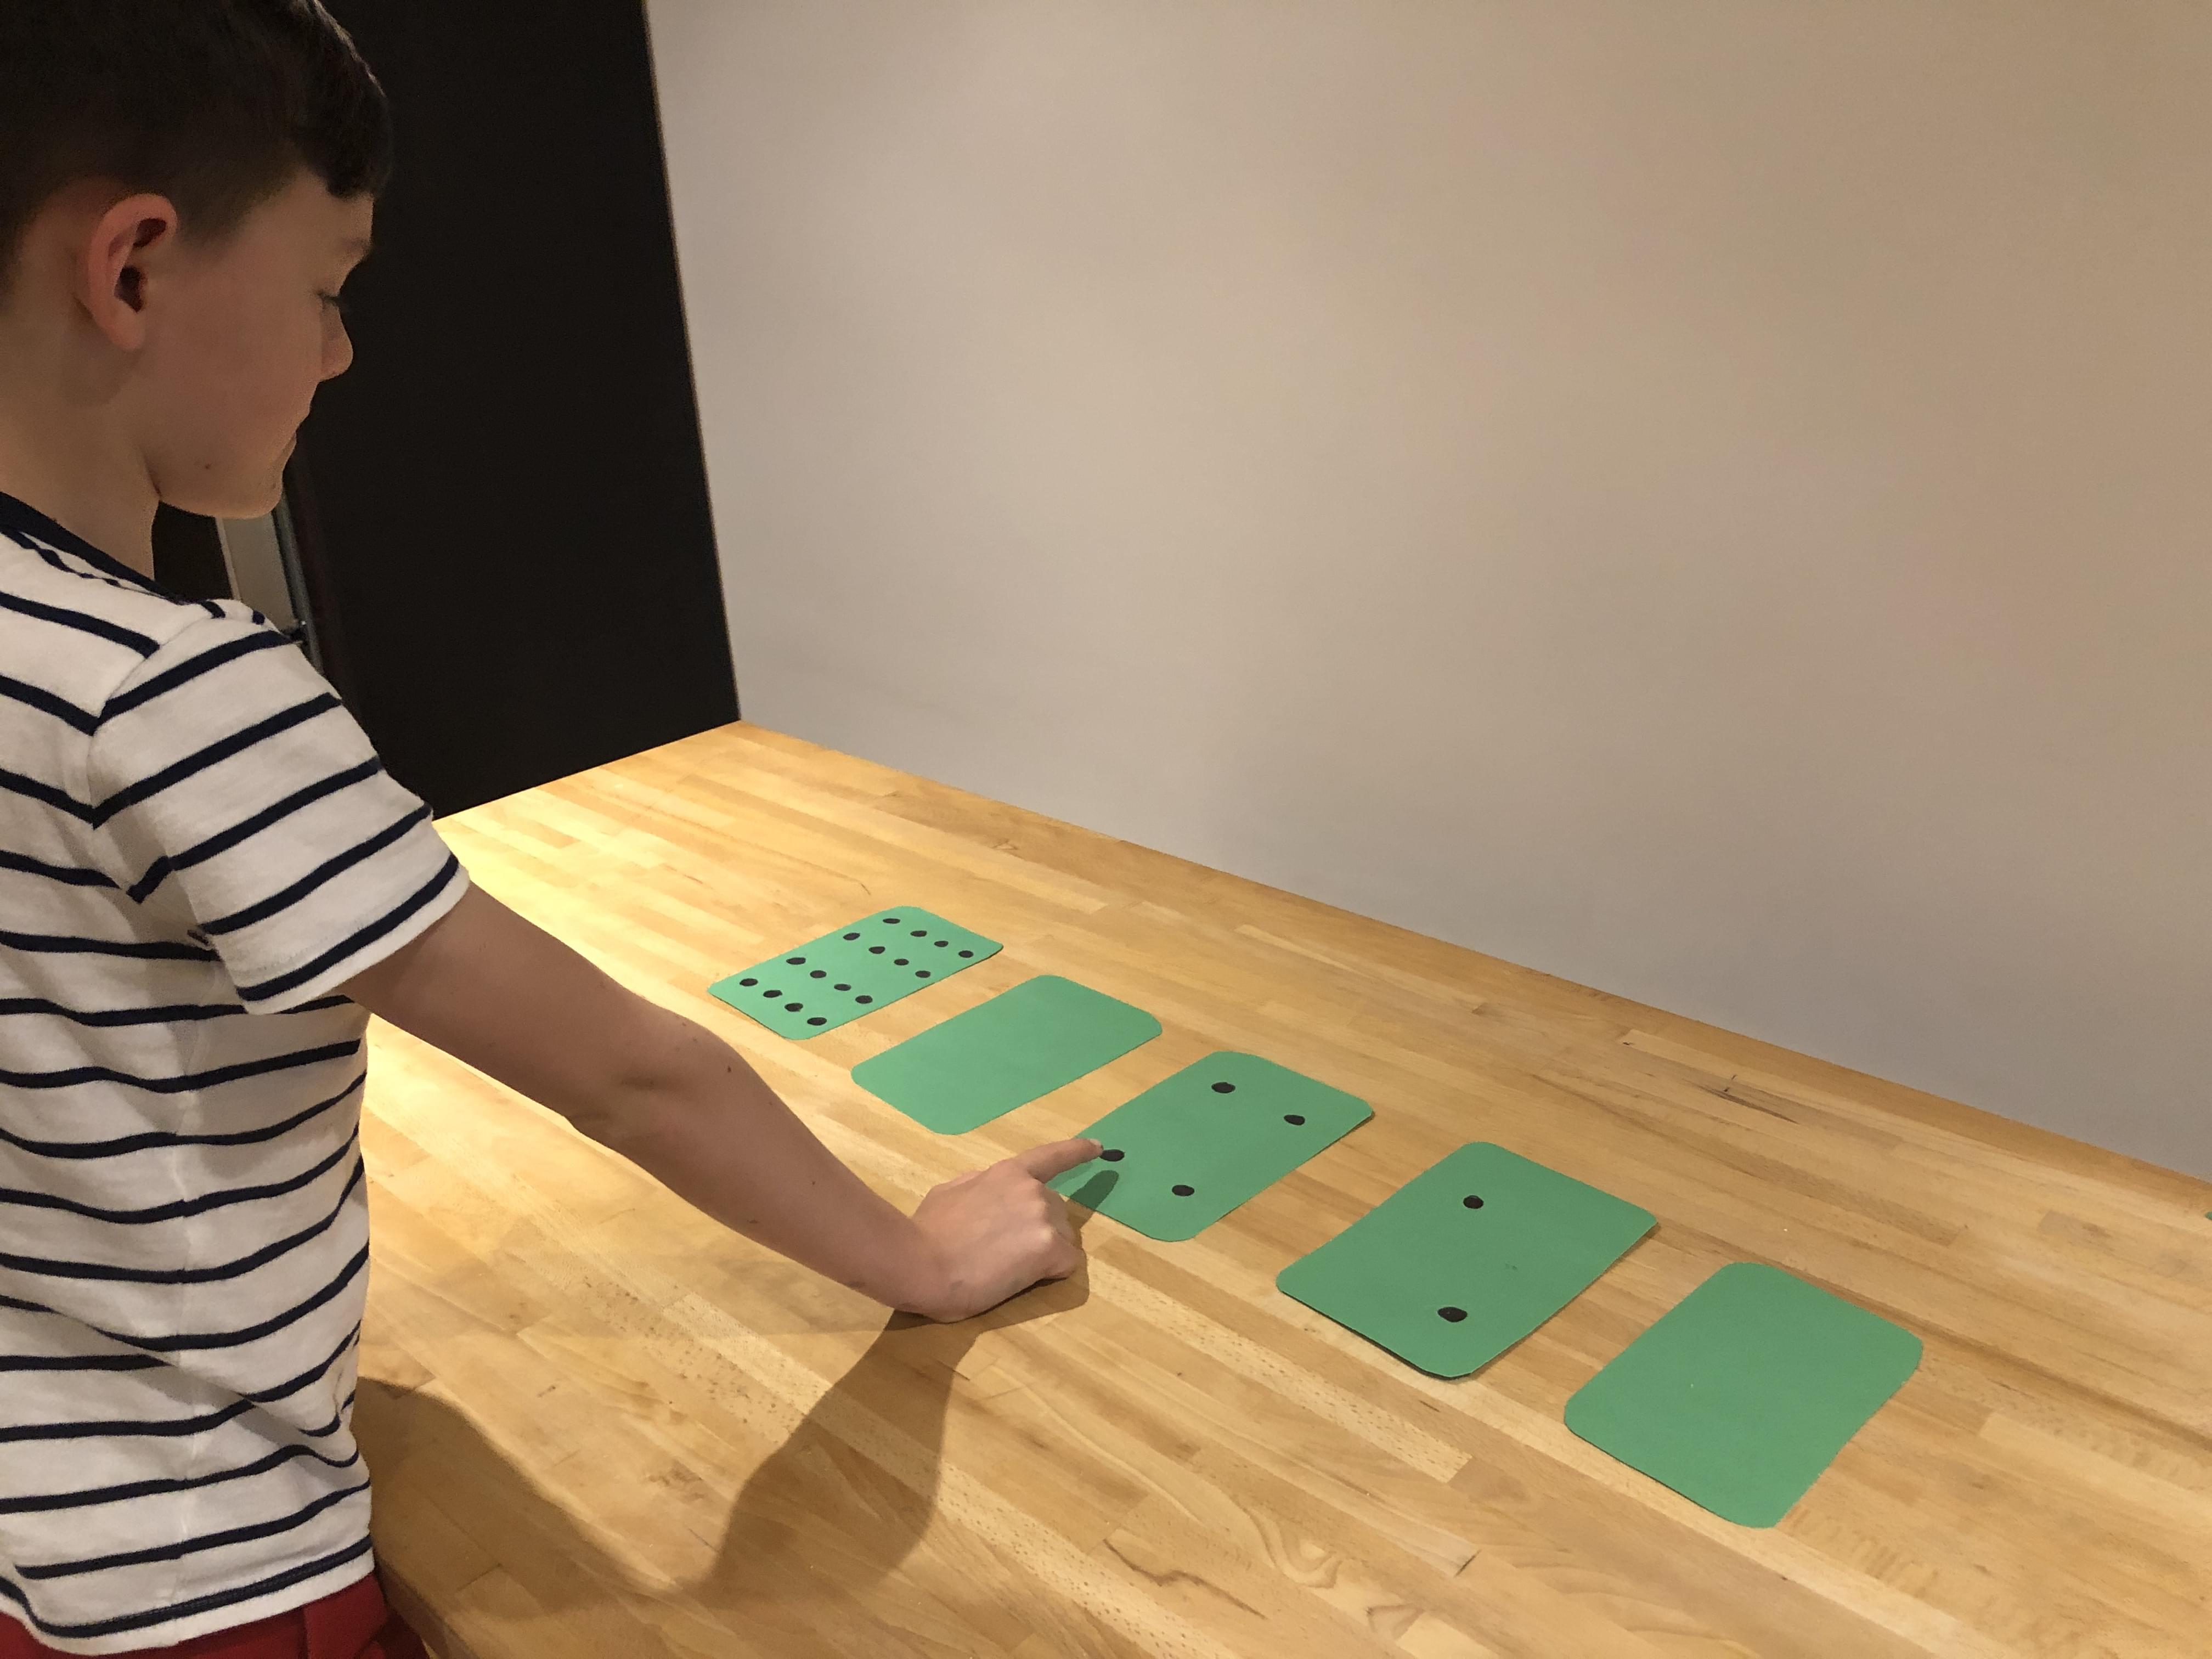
0,1572,427,1659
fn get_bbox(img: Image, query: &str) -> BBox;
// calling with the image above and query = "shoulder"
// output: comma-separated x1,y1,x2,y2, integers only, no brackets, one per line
0,526,273,710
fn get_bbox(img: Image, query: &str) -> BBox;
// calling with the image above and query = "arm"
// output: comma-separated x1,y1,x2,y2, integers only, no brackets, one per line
343,886,1099,1322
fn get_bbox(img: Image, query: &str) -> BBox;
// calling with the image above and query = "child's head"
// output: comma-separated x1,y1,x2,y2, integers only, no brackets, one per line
0,0,391,522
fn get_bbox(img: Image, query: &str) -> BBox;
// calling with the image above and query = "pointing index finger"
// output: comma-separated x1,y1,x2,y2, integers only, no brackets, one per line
1010,1137,1105,1183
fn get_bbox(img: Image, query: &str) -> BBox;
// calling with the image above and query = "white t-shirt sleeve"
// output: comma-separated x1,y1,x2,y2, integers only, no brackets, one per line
83,613,469,1010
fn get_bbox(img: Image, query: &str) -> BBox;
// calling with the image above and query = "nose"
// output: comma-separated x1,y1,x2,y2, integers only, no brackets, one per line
321,314,355,381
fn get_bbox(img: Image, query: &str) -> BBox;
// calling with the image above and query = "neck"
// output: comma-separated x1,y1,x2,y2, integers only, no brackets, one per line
0,323,160,578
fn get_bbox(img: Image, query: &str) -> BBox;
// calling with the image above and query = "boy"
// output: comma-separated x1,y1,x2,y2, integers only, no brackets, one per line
0,4,1101,1655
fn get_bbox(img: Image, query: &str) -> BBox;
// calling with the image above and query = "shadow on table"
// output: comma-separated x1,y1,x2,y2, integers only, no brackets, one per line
362,1174,1113,1656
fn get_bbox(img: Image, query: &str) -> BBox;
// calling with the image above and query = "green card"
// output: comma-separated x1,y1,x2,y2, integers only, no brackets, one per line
850,975,1162,1134
1276,1143,1655,1379
708,907,1000,1039
1564,1262,1922,1527
1048,1053,1372,1241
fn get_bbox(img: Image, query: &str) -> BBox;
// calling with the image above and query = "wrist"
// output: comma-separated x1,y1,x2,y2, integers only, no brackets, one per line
871,1215,956,1318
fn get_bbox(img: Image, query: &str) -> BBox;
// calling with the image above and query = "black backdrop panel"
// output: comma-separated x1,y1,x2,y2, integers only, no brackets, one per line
293,0,736,815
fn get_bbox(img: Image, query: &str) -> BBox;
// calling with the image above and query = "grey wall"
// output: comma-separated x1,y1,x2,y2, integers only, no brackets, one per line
647,0,2212,1174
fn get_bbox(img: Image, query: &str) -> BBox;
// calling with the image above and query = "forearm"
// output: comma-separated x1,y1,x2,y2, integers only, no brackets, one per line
576,1013,943,1312
344,888,948,1314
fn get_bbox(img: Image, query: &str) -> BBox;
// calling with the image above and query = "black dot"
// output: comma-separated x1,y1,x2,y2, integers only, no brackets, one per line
843,932,861,940
934,940,949,948
870,946,885,955
833,983,851,991
1463,1195,1485,1209
911,929,927,937
1171,1183,1195,1197
787,957,805,966
894,958,909,966
1211,1081,1235,1094
1438,1306,1468,1322
916,970,931,978
785,1002,803,1012
738,977,758,987
958,949,974,958
1101,1148,1125,1162
855,995,874,1005
807,1016,827,1026
763,988,781,998
883,917,900,924
810,970,826,979
1284,1113,1306,1125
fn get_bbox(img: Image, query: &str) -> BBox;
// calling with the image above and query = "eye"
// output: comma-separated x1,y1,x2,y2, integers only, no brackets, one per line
319,292,350,317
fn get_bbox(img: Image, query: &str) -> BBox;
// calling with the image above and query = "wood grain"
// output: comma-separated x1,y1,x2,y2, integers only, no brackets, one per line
355,723,2212,1659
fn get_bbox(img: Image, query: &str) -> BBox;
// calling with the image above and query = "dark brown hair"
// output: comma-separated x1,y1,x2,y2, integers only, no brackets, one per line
0,0,391,295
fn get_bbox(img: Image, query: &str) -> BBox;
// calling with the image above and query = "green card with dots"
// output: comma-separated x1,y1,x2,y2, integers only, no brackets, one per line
1564,1262,1921,1527
1047,1053,1372,1241
1276,1143,1655,1379
851,975,1162,1134
708,907,1000,1039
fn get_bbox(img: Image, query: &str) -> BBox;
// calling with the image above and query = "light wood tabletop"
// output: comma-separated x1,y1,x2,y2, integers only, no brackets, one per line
355,722,2212,1659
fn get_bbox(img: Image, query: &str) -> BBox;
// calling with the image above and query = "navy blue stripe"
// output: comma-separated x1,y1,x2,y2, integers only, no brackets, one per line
0,926,213,961
0,1133,354,1224
125,756,385,903
0,1352,163,1374
0,1248,366,1356
0,588,157,654
94,692,341,825
0,1535,372,1641
0,1438,360,1517
0,492,167,593
205,804,433,936
0,1395,256,1446
0,673,97,733
240,854,462,1003
242,1322,362,1406
0,1036,357,1093
0,848,114,888
25,543,135,594
0,1069,362,1159
0,995,241,1026
19,1479,370,1582
0,764,95,823
101,629,289,723
0,1159,363,1283
101,1242,365,1348
25,543,148,599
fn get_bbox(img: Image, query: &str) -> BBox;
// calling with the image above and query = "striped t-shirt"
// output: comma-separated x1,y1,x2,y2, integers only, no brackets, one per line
0,490,467,1654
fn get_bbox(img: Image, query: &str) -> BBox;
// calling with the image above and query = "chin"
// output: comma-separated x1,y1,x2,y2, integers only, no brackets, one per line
169,475,287,523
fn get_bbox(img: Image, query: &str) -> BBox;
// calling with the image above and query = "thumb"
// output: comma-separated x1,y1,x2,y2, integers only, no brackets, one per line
1008,1136,1105,1183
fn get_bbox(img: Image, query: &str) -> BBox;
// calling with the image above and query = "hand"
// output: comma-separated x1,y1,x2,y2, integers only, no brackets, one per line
901,1137,1104,1322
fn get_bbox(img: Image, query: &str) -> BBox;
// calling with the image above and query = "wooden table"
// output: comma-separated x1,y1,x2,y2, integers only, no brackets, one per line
356,723,2212,1659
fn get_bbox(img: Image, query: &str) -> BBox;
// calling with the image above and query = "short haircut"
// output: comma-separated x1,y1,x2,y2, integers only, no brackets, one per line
0,0,391,297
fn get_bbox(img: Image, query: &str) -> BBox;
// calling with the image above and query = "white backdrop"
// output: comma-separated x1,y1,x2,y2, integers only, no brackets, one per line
647,0,2212,1173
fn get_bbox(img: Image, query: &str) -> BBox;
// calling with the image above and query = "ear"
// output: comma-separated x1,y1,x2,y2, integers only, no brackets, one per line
78,192,183,351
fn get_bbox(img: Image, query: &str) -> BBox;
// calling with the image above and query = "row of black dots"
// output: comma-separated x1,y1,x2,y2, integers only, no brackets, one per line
731,967,876,1029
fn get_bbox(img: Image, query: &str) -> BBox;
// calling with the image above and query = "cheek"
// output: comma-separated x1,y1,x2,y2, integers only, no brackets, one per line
163,293,326,438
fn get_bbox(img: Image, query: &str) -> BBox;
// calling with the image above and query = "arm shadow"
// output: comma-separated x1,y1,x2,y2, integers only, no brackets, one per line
359,1177,1113,1657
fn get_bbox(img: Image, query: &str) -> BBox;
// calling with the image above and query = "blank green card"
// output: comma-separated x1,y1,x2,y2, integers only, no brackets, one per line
1276,1143,1654,1379
851,975,1161,1134
1048,1053,1372,1241
708,907,999,1039
1565,1262,1921,1527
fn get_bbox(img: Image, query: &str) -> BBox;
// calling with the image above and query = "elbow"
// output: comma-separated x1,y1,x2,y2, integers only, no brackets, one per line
556,1009,726,1149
